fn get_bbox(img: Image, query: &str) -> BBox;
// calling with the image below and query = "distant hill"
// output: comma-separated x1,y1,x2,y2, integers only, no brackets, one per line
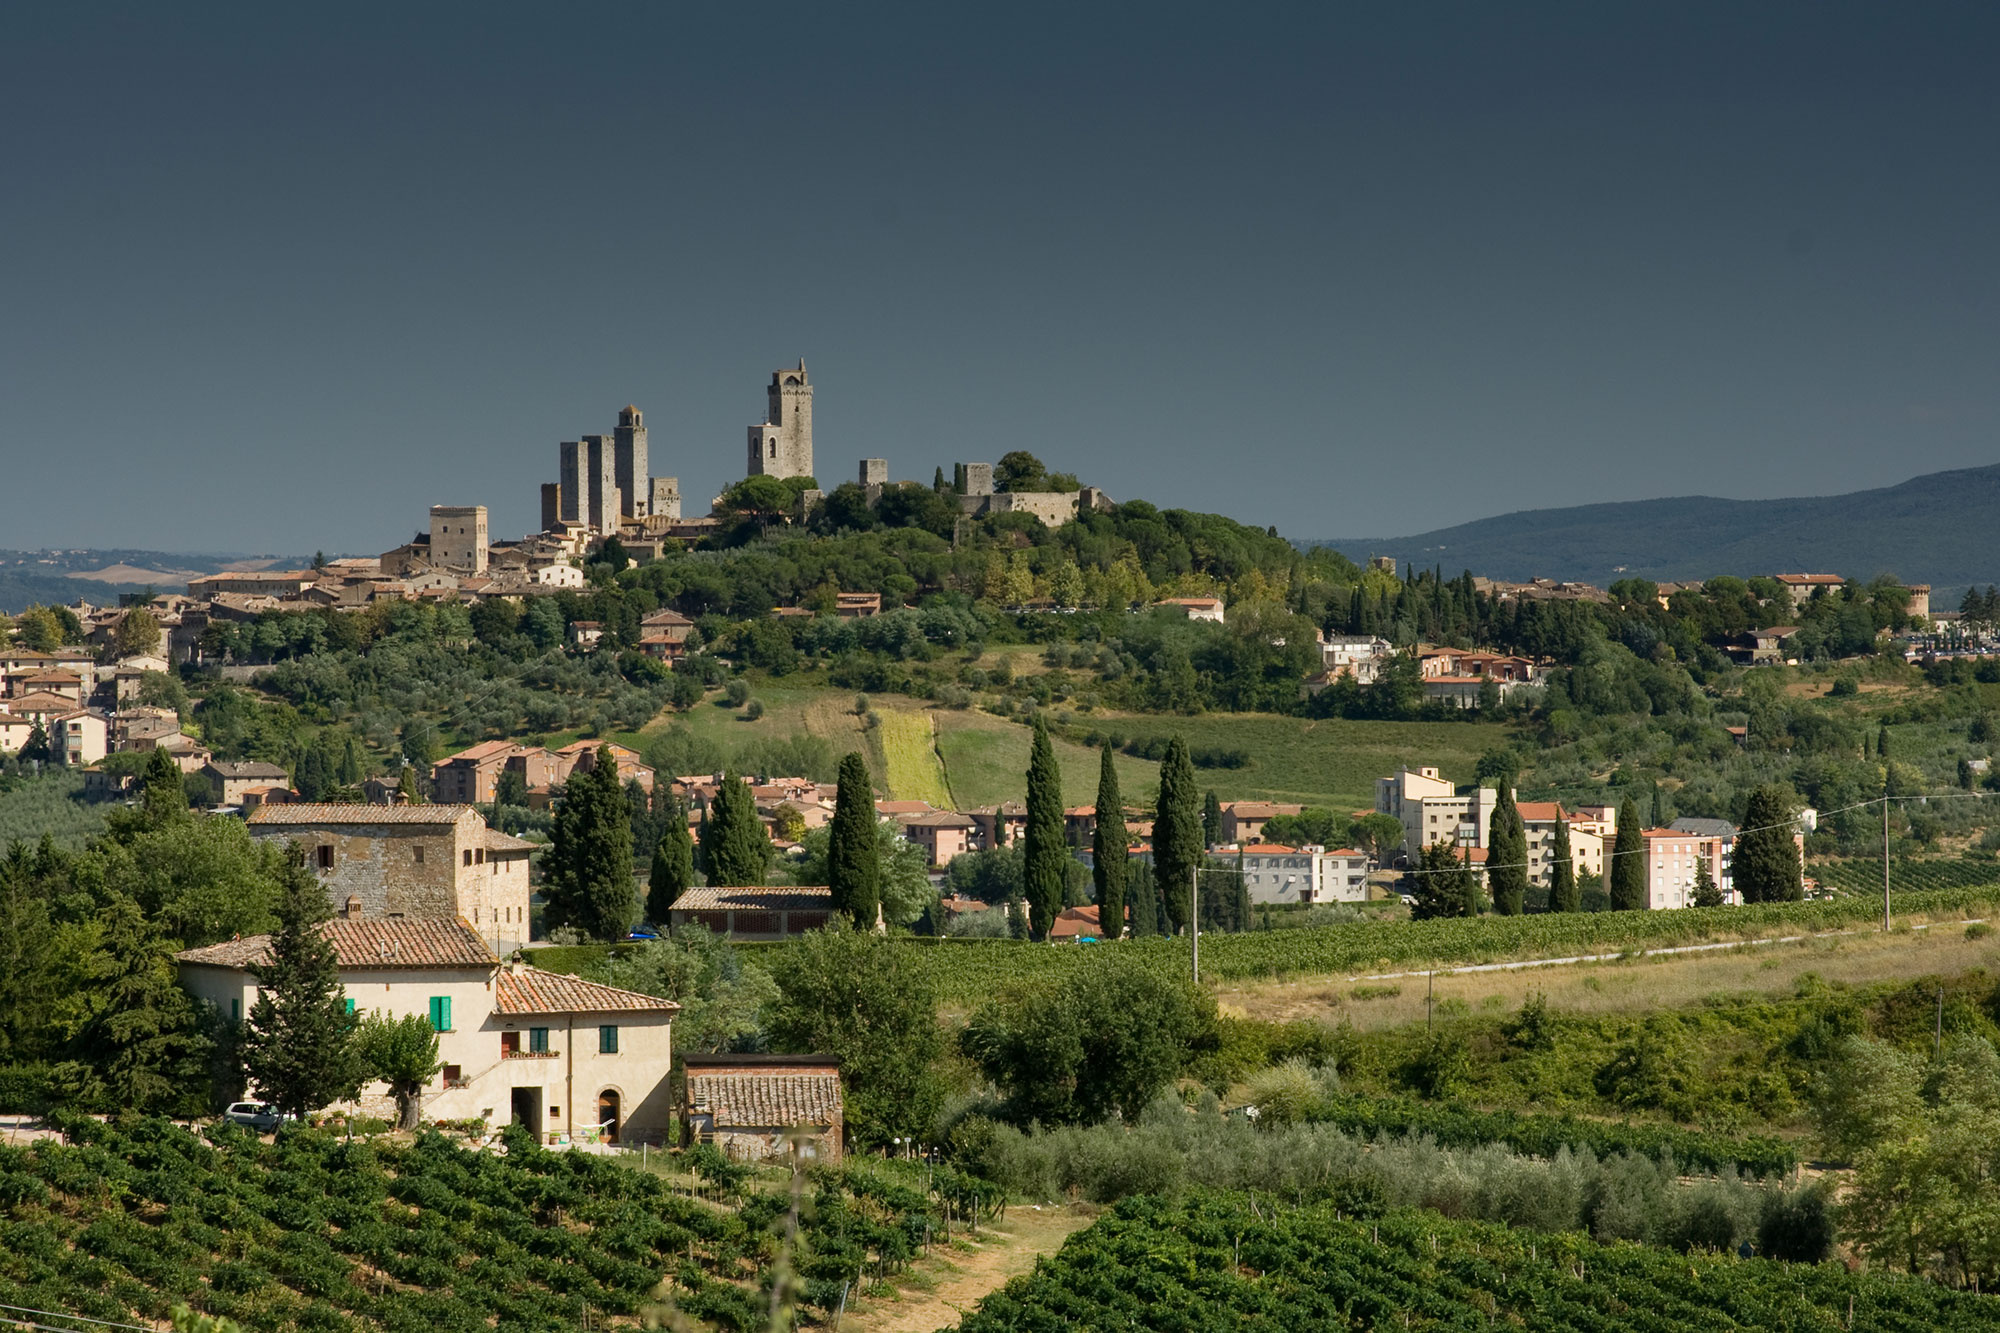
0,549,310,614
1317,464,2000,600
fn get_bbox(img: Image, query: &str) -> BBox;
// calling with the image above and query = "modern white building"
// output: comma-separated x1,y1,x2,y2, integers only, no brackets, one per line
1227,844,1373,905
1375,766,1498,860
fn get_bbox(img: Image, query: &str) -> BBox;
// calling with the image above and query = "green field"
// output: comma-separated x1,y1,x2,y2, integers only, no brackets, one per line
610,676,1509,814
1073,712,1512,812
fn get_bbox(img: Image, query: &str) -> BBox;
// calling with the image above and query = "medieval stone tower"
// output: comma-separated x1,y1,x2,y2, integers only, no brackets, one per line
746,362,814,479
614,405,649,519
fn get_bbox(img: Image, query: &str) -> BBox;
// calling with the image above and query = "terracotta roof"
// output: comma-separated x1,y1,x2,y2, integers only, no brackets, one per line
2,692,85,713
1515,802,1567,822
874,800,937,815
670,885,832,913
176,917,496,970
1241,843,1300,854
485,829,537,852
685,1069,842,1128
1220,802,1303,818
206,761,291,779
439,740,518,764
900,810,977,828
495,966,678,1015
249,803,480,826
938,896,988,914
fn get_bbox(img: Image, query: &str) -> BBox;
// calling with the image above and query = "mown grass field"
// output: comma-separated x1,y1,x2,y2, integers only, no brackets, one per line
1072,712,1511,812
612,674,1509,813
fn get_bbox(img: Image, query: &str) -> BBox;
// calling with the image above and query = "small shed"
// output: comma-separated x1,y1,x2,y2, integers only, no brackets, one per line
681,1054,843,1164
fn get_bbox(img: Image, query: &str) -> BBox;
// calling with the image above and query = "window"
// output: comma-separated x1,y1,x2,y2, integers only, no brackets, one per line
529,1027,549,1054
231,999,241,1022
442,1064,461,1086
316,845,334,870
463,850,473,867
475,848,484,865
428,996,453,1032
414,845,425,865
598,1025,619,1055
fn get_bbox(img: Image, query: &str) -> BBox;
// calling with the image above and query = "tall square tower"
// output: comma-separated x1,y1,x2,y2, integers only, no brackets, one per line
581,435,620,533
614,405,649,519
746,362,814,479
429,505,488,573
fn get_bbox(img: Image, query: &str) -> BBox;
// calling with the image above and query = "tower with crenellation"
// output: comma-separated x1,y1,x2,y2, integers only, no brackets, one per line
746,362,814,480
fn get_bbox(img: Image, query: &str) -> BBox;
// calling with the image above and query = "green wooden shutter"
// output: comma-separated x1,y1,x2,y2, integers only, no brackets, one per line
598,1025,618,1054
529,1027,548,1054
429,996,451,1032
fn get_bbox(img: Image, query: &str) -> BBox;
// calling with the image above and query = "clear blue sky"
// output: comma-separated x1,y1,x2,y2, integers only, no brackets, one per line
3,2,1996,555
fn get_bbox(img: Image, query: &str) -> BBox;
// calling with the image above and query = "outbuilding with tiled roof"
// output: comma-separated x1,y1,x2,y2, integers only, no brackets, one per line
682,1055,843,1164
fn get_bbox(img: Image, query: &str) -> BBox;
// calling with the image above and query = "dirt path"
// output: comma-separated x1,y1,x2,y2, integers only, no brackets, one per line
840,1206,1093,1333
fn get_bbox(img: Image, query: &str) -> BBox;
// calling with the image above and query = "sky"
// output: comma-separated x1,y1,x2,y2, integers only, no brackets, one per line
3,2,1997,556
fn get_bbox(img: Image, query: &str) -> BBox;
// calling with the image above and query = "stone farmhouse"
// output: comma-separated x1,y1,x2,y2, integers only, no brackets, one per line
246,803,534,952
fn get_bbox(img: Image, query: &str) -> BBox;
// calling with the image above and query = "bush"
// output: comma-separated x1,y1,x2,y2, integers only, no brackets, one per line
0,1063,53,1115
743,699,765,720
723,678,750,707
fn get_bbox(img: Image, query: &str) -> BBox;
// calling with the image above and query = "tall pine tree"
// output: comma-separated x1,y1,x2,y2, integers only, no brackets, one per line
1548,813,1580,913
704,772,771,887
1486,786,1527,915
1022,719,1067,941
242,853,364,1121
1091,743,1127,940
827,752,881,929
1735,786,1803,903
646,793,694,925
55,896,208,1115
1610,799,1647,911
546,746,636,940
1153,739,1203,935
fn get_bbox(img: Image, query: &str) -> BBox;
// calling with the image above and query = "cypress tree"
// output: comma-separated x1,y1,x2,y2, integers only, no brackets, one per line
646,793,693,925
1460,841,1485,916
1233,851,1252,933
1486,786,1527,916
1091,743,1127,940
55,896,208,1115
1735,786,1803,903
1022,718,1067,940
704,771,771,887
546,747,635,940
1153,738,1203,935
1201,790,1223,847
241,853,364,1122
1610,799,1647,911
1549,814,1579,913
395,765,424,804
1877,725,1890,759
827,752,880,929
1127,859,1159,937
140,746,188,827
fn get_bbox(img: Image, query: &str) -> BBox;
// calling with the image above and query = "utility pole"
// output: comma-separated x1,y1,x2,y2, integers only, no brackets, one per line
1191,865,1200,985
1883,794,1891,932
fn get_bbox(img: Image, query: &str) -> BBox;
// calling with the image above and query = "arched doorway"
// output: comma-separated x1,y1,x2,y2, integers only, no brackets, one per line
596,1090,621,1144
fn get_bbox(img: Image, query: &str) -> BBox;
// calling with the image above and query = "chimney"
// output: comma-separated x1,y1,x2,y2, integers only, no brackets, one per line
344,896,363,922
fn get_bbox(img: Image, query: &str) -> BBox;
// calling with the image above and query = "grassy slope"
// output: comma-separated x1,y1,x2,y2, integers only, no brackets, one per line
1075,713,1510,812
612,674,1505,813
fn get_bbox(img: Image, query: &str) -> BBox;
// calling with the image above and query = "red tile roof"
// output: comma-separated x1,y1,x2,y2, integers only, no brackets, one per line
495,966,678,1015
249,803,481,826
176,917,496,970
